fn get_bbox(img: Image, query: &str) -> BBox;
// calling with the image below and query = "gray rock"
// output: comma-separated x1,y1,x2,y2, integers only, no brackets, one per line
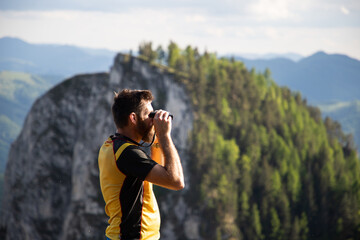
1,54,200,239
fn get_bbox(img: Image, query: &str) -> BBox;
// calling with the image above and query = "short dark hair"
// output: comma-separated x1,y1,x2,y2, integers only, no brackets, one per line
112,89,153,128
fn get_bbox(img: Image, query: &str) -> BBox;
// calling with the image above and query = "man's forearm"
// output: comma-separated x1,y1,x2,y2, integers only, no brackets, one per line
158,135,185,188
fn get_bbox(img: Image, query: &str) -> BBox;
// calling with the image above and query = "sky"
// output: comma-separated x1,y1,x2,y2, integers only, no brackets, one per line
0,0,359,60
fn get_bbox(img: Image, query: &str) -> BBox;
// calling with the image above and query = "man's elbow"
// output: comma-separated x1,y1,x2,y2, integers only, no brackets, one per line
172,179,185,191
178,180,185,190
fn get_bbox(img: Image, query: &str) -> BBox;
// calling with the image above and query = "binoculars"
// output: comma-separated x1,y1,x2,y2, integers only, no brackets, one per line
148,111,173,119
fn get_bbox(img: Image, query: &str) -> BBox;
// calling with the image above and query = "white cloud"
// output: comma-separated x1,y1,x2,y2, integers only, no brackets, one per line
0,8,359,60
0,10,177,50
248,0,295,21
205,27,224,37
231,27,360,58
341,6,350,15
185,14,207,23
235,27,256,38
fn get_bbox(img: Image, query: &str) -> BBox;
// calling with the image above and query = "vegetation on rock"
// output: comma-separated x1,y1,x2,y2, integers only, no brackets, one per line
139,42,360,240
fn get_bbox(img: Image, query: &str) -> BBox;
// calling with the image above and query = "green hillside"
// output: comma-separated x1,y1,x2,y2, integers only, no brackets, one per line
139,42,360,239
0,115,20,173
0,71,62,172
237,54,360,153
319,100,360,152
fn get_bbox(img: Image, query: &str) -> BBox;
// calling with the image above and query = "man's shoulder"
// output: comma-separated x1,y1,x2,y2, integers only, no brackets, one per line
111,135,135,151
115,141,156,180
120,144,150,161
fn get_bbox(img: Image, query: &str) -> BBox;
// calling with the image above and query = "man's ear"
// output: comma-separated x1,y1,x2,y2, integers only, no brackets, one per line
129,112,137,125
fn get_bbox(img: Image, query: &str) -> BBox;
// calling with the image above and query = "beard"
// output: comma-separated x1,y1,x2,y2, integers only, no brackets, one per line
137,118,155,143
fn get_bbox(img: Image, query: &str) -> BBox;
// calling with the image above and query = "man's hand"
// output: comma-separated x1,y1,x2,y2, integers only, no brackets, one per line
153,110,172,138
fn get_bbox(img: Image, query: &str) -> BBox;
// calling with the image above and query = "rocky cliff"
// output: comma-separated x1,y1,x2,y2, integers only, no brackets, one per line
1,54,197,239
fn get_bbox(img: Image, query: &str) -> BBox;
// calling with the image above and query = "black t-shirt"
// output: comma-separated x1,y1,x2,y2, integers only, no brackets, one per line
116,144,157,180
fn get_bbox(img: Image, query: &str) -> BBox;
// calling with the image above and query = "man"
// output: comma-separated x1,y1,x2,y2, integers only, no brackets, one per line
98,89,185,240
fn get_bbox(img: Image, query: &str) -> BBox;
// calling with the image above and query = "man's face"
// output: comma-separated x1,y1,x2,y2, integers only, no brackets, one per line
136,100,155,143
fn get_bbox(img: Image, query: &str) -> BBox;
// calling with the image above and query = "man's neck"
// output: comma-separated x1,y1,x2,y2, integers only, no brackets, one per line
117,128,141,143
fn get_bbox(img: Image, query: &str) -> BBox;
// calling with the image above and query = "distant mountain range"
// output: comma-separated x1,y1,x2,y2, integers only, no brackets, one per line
0,37,115,77
235,52,360,104
318,100,360,147
229,52,304,62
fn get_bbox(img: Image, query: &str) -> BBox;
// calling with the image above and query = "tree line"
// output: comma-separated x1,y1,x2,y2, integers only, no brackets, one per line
139,41,360,240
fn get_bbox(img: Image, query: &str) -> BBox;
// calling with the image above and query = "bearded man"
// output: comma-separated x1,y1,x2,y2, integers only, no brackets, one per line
98,89,185,240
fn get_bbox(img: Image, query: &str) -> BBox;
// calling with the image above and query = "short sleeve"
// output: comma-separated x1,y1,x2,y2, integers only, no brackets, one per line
116,145,157,180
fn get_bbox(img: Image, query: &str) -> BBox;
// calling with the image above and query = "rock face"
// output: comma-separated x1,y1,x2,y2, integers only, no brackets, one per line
1,54,196,239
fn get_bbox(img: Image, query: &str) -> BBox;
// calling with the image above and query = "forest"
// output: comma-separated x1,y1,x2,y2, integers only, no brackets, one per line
138,41,360,240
